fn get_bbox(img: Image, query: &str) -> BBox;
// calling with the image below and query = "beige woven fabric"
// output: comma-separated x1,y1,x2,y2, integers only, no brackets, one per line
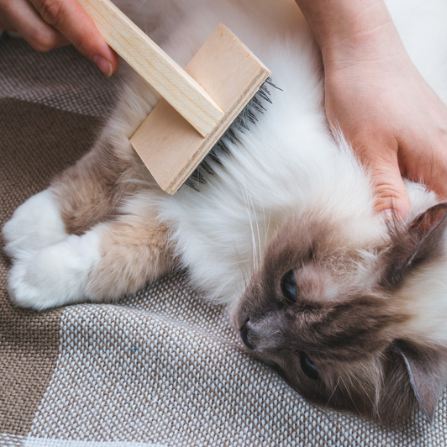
1,33,447,447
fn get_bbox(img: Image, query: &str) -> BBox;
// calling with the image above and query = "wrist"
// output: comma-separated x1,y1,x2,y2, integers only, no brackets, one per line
296,0,405,68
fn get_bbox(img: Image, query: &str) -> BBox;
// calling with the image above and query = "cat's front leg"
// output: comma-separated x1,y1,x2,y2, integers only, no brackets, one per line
7,202,174,310
7,230,101,309
2,189,68,260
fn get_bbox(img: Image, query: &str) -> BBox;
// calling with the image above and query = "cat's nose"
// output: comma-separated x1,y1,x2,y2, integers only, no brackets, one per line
240,320,256,350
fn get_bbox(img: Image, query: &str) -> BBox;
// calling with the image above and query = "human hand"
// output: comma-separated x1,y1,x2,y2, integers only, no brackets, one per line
296,0,447,218
0,0,118,76
323,27,447,218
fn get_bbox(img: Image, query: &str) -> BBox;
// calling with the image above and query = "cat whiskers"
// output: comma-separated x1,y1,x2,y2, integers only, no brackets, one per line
325,376,341,408
242,188,258,273
349,363,383,417
370,356,385,416
232,241,250,294
338,373,363,416
257,194,270,252
242,186,264,275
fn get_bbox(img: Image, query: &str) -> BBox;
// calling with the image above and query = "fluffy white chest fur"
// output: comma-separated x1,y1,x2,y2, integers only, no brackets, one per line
151,0,447,307
4,0,447,423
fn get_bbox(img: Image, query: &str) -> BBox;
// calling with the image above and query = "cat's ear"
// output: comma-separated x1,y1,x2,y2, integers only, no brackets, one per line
392,340,447,422
383,203,447,287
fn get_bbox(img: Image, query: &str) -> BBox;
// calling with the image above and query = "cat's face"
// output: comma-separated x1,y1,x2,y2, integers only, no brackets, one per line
232,204,447,423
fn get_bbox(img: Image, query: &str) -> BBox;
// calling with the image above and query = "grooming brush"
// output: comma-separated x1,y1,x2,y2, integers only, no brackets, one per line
78,0,271,194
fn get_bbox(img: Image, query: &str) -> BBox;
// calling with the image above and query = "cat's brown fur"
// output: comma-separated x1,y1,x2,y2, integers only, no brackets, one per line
52,133,144,235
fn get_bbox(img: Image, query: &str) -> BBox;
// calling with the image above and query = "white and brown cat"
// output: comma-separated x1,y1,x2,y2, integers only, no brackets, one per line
3,0,447,423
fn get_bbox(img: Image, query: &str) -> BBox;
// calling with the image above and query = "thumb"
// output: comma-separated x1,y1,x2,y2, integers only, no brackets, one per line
369,157,410,219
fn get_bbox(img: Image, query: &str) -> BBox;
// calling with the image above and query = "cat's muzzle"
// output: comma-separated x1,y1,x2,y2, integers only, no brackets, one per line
240,316,285,352
240,319,256,350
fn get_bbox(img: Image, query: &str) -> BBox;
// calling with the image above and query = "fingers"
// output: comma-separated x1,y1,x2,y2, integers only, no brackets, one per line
29,0,118,75
0,0,118,76
0,0,68,50
0,10,17,31
367,151,411,219
0,19,16,32
351,133,411,219
427,165,447,202
398,126,447,205
414,140,447,202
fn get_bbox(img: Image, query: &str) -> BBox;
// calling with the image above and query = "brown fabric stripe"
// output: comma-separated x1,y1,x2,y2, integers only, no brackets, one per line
0,33,120,118
0,98,102,436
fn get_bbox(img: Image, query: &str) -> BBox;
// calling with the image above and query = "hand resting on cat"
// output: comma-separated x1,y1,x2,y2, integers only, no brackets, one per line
296,0,447,218
3,0,447,424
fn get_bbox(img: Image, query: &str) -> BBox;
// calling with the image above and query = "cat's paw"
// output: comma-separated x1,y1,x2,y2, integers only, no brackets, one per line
2,190,67,260
7,232,101,310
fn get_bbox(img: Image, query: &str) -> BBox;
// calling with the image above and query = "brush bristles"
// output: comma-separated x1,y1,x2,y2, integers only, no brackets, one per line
185,77,280,190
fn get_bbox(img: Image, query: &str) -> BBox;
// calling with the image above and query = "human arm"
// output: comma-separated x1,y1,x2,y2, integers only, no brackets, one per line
295,0,447,217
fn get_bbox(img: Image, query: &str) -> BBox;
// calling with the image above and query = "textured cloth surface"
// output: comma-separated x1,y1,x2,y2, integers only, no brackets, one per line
1,33,447,447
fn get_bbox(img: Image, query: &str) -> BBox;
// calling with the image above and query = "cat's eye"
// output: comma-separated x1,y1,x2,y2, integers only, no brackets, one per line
300,352,319,380
280,270,297,302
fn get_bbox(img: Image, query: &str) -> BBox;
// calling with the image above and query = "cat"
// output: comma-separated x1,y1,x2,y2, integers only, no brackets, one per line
3,0,447,424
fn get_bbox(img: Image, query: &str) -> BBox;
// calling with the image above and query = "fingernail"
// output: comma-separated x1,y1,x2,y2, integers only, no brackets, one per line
93,55,113,77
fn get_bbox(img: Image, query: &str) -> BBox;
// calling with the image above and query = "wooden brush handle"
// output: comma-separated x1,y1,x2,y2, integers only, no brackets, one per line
78,0,224,137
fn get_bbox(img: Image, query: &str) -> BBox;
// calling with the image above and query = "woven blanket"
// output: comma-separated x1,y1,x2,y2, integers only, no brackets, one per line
1,32,447,447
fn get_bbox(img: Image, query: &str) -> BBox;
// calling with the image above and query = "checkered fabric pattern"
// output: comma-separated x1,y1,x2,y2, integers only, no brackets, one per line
1,33,447,447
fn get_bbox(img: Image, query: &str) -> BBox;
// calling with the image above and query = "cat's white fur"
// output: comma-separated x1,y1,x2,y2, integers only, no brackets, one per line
3,0,447,350
8,231,101,308
3,190,67,256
